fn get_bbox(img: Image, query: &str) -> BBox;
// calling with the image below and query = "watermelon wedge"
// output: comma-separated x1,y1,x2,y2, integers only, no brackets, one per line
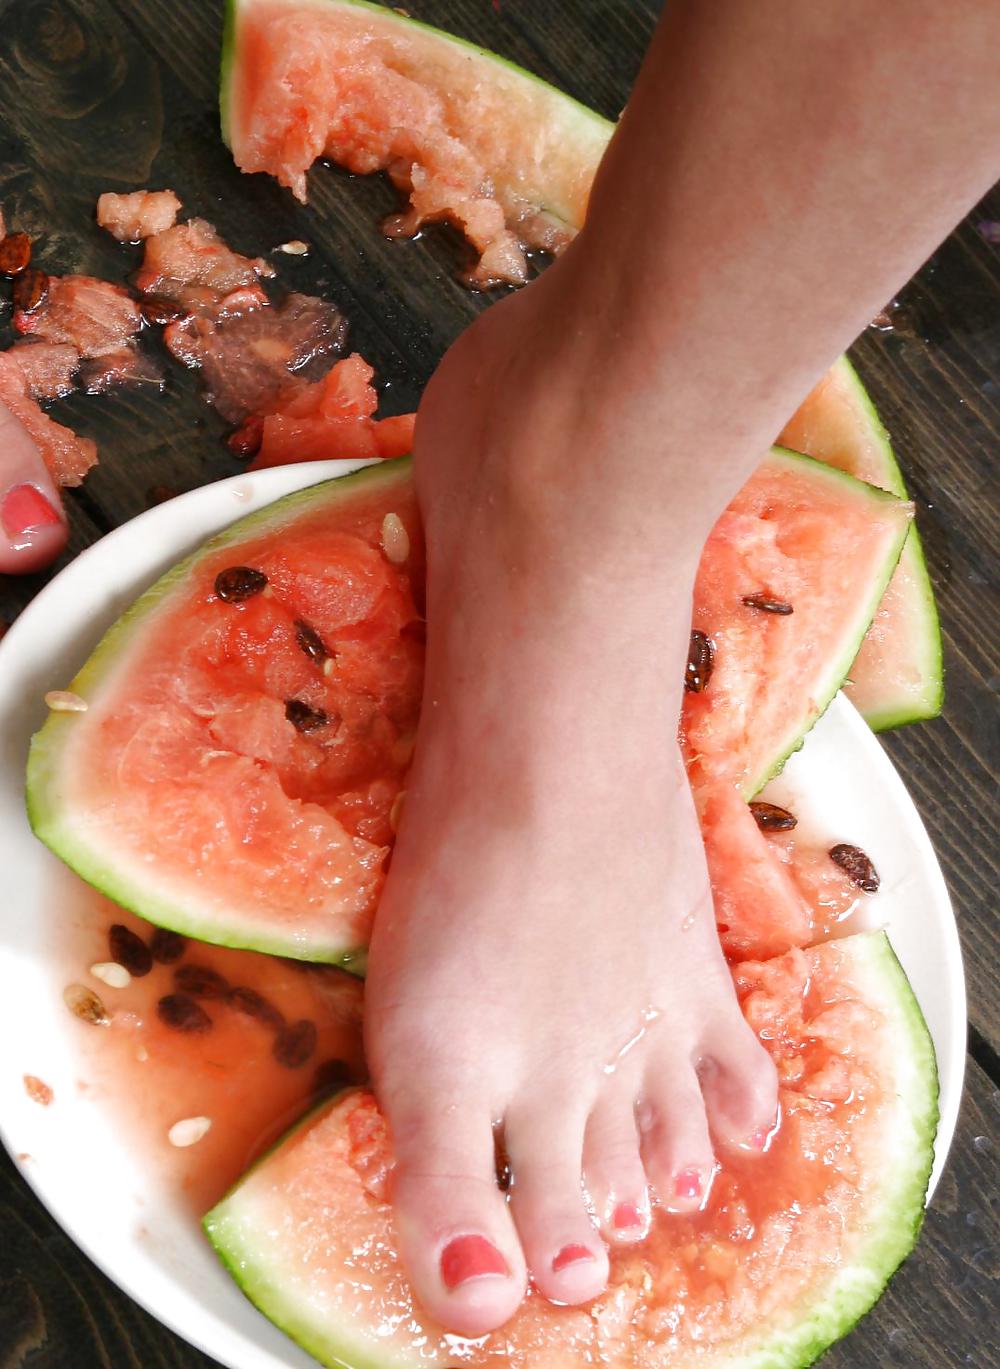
221,0,940,730
27,452,909,966
27,460,424,970
221,0,609,286
779,357,942,730
204,931,937,1369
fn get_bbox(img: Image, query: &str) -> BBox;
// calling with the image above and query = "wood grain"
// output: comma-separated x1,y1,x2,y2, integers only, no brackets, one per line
0,1,997,1365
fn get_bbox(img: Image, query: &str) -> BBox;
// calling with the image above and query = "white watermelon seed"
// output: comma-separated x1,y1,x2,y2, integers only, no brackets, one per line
45,690,88,712
389,789,407,833
381,512,410,564
90,961,131,989
167,1116,212,1148
276,239,310,255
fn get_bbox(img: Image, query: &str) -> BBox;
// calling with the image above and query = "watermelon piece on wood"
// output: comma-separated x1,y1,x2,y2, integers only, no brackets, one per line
220,0,611,286
204,931,937,1369
779,357,942,731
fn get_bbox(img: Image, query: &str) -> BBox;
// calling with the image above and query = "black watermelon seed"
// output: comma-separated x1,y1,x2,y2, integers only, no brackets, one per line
829,843,880,893
214,566,268,603
311,1057,354,1098
494,1130,512,1192
13,267,48,314
149,928,187,964
685,630,715,693
273,1019,318,1069
742,594,793,615
285,699,331,733
294,619,329,666
157,993,212,1034
749,801,798,832
0,232,32,277
174,964,230,1000
228,985,286,1031
109,924,153,977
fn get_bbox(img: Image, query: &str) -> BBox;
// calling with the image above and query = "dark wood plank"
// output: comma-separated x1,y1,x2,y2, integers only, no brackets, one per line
0,2,996,1366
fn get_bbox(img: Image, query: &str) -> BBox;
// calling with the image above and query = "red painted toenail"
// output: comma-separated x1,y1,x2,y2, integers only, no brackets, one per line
612,1201,644,1230
674,1168,702,1200
552,1243,595,1273
1,484,61,538
440,1235,508,1290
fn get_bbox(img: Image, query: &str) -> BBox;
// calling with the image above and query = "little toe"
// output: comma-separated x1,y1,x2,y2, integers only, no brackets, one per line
582,1094,650,1244
505,1101,610,1305
639,1060,716,1214
386,1092,526,1336
699,1013,779,1151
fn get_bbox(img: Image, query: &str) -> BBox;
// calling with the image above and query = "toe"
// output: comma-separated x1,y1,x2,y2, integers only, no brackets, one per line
386,1090,526,1337
639,1058,716,1214
698,1012,779,1151
505,1098,610,1305
582,1093,650,1244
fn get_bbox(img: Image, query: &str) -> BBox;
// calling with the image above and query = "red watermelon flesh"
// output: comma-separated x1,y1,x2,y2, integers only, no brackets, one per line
28,453,908,967
204,931,937,1369
0,352,97,487
245,353,415,468
682,450,911,797
699,787,866,964
222,0,609,285
29,462,424,968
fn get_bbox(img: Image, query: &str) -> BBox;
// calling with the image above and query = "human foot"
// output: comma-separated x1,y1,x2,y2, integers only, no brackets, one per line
364,286,778,1337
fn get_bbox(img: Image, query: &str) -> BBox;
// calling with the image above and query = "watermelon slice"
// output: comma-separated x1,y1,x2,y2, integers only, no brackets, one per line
221,0,940,729
27,452,908,966
221,0,610,286
204,931,937,1369
681,448,911,797
27,459,424,970
779,357,942,730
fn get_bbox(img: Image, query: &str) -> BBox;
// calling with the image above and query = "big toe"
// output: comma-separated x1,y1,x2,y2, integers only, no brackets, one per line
386,1092,526,1336
699,1011,779,1151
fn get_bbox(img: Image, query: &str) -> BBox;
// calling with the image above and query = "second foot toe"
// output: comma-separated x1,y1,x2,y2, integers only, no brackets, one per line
505,1101,610,1304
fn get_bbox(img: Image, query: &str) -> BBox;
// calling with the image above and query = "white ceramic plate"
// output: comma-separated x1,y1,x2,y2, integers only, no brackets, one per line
0,461,966,1369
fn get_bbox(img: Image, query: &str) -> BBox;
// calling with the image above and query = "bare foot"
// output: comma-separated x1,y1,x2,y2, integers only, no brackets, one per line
365,280,778,1337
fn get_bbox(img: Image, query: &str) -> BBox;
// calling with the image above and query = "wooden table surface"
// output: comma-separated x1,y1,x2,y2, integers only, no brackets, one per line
1,1,997,1365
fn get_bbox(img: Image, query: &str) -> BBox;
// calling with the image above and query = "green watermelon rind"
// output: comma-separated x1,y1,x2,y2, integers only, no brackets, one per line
730,932,939,1369
791,357,943,732
220,0,612,220
204,1088,392,1369
202,931,937,1369
742,447,913,799
25,459,415,973
846,525,943,733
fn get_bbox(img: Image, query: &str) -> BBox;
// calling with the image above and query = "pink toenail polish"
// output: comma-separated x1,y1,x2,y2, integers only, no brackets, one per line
612,1201,644,1231
674,1168,702,1201
1,484,61,538
552,1243,595,1273
440,1235,508,1290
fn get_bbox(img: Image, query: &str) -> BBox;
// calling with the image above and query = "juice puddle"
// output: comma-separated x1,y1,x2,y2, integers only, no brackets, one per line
51,867,366,1214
